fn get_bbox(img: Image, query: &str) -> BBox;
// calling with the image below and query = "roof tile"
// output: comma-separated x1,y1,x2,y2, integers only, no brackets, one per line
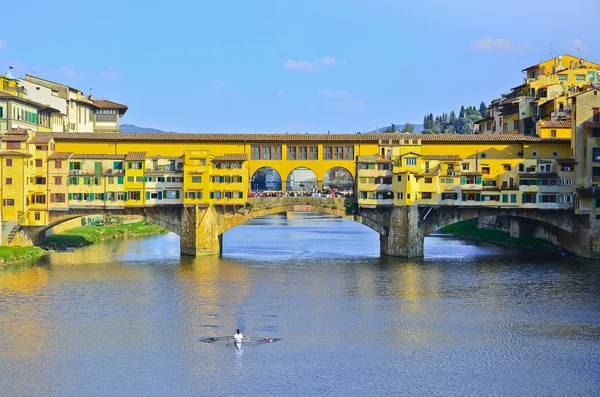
48,152,74,160
125,151,147,161
0,150,33,157
539,120,571,128
212,154,248,161
421,154,463,161
71,153,126,160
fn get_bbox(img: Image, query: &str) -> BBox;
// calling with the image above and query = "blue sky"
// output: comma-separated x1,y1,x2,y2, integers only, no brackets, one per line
1,0,598,133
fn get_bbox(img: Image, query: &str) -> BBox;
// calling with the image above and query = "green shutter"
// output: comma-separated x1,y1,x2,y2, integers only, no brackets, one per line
476,194,481,201
175,190,180,199
117,176,123,184
68,193,72,200
69,162,74,170
90,193,95,200
146,191,150,200
532,194,536,204
94,162,102,174
539,194,543,203
502,194,508,203
522,193,526,203
0,106,3,118
158,191,163,200
461,193,466,201
475,176,482,184
84,177,90,185
460,176,466,185
511,194,517,203
453,193,458,200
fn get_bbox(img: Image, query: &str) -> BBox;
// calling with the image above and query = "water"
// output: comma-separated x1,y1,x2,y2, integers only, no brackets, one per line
1,214,599,396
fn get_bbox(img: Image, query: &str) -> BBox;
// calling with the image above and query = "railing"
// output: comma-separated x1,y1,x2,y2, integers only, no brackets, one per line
146,165,180,172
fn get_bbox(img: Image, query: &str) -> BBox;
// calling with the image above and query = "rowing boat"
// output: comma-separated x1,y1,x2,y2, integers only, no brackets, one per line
235,342,243,350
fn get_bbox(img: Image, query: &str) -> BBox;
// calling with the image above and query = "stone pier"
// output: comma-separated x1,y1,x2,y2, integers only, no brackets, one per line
180,205,222,256
379,206,424,257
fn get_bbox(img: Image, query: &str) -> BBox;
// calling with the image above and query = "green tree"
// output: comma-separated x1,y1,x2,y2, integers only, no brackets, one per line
459,105,465,118
479,102,487,118
391,123,396,132
401,123,415,133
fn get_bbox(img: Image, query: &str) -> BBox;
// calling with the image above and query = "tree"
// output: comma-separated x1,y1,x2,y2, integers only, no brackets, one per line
384,126,392,133
401,123,415,133
479,102,487,118
391,123,396,132
449,111,456,123
459,105,465,118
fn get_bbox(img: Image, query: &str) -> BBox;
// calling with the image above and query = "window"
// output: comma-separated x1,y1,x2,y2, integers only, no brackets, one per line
396,193,403,200
34,212,41,221
2,199,14,206
344,146,354,160
334,146,343,160
503,165,511,171
405,157,417,166
165,190,180,199
54,193,65,203
462,163,469,171
5,178,12,185
35,177,46,185
560,164,573,172
96,109,117,121
6,159,12,167
558,75,567,81
35,159,43,167
210,191,222,199
34,195,46,204
54,161,62,169
128,162,143,169
136,176,144,182
191,176,202,183
593,148,600,162
309,146,318,160
397,175,402,182
287,146,297,160
108,177,114,184
324,147,332,159
129,191,141,200
576,74,585,81
6,142,20,149
482,167,490,175
424,177,432,184
422,192,432,199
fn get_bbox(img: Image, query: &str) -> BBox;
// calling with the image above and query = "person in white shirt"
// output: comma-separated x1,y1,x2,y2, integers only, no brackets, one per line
233,329,244,343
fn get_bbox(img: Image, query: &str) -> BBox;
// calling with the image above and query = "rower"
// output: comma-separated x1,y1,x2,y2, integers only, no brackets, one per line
233,329,244,344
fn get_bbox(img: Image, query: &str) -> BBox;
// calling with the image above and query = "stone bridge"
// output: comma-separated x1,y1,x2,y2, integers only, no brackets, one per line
44,198,599,259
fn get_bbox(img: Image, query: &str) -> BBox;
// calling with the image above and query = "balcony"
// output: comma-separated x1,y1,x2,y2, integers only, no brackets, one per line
104,169,124,175
146,165,182,173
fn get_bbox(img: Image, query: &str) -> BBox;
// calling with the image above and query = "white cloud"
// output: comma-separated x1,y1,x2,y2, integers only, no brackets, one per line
0,40,7,52
319,89,352,99
564,39,589,54
99,66,124,80
277,90,286,96
54,66,87,79
469,37,515,52
283,57,340,72
469,37,540,53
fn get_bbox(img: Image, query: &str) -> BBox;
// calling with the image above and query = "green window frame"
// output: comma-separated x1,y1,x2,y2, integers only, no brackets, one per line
511,194,517,203
117,176,124,184
502,194,508,203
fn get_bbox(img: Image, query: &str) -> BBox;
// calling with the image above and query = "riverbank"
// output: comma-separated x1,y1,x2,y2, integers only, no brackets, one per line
0,246,47,265
44,222,168,249
441,219,559,253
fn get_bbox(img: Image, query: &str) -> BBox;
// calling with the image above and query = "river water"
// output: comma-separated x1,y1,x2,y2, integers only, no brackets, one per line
0,214,599,396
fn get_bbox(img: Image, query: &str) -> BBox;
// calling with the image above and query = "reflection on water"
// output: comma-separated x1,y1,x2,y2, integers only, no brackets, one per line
0,214,599,396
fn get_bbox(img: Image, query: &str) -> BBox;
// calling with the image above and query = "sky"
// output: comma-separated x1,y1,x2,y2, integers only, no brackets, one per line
1,0,599,133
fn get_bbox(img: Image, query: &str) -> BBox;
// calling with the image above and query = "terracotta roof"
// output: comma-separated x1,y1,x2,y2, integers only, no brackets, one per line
356,155,392,164
32,132,571,143
1,134,29,141
556,158,577,164
461,171,482,176
568,88,600,98
0,150,33,157
29,134,54,144
421,155,462,161
125,152,147,161
93,99,128,115
8,127,30,135
48,152,73,160
539,120,571,128
212,154,248,161
71,154,126,160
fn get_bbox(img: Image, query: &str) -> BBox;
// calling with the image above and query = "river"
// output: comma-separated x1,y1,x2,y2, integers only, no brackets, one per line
0,214,599,396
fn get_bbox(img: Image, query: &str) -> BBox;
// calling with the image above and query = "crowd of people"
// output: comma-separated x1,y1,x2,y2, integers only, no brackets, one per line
249,188,354,199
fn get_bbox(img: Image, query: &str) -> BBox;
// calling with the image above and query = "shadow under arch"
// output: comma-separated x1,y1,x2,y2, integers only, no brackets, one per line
251,166,282,191
285,167,318,191
323,166,354,191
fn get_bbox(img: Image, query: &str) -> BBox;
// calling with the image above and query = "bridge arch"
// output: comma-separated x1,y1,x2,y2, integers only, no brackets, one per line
323,166,354,192
250,166,283,191
419,206,583,254
285,167,318,192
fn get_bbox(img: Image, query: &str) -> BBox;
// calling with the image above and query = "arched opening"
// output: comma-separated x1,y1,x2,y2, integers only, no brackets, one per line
285,167,317,192
251,167,282,191
323,167,354,192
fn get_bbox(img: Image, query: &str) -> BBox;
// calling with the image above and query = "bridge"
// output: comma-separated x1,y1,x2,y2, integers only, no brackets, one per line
41,198,598,259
